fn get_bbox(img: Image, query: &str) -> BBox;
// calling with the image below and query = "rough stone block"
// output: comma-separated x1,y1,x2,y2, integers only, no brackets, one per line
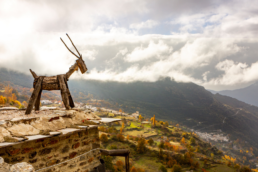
72,142,80,149
46,159,60,167
10,156,25,163
6,148,20,156
69,152,77,159
29,151,37,159
39,148,52,155
22,148,34,154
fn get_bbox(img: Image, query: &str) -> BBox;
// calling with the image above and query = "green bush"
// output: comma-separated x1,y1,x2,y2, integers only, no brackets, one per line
159,165,167,172
110,145,117,149
102,155,115,172
19,105,25,109
172,164,182,172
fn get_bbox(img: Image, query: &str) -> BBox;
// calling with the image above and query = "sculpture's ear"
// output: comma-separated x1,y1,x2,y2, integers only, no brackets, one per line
76,57,87,74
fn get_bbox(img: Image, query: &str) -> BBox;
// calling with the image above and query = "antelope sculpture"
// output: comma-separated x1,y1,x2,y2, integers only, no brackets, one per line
25,34,87,114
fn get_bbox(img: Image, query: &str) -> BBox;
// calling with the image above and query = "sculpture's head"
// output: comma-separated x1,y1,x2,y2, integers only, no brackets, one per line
76,57,87,74
61,33,88,74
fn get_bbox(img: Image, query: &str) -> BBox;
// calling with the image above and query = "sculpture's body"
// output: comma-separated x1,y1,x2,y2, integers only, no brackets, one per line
25,34,87,114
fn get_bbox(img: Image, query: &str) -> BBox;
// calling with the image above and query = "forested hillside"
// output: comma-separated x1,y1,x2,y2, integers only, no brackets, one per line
1,68,258,153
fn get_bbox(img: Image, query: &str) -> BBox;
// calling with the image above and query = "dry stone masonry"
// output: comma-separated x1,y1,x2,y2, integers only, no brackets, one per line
0,108,103,172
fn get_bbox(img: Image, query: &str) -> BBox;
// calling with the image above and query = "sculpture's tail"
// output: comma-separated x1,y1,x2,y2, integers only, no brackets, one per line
29,69,38,79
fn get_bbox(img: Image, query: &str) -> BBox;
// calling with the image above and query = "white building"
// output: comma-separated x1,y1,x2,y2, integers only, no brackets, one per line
40,100,52,105
131,111,139,118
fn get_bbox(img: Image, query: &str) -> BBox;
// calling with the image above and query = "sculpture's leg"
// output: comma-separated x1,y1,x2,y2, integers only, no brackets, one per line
35,89,42,111
64,79,75,108
25,76,44,115
58,75,70,110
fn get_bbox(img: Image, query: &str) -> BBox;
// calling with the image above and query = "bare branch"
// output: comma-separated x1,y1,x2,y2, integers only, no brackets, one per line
66,33,82,58
60,38,80,58
30,69,38,78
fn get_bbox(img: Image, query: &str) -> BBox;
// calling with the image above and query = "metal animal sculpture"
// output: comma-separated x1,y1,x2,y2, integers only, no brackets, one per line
25,34,87,114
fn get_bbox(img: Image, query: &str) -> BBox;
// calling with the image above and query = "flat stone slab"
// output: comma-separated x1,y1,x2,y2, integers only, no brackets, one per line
26,135,51,141
90,120,100,124
0,107,18,111
58,128,81,134
100,118,121,123
49,132,61,136
0,142,17,147
78,126,88,129
40,107,57,110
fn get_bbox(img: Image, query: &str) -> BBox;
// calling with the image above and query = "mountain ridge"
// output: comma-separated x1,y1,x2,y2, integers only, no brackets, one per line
1,68,258,152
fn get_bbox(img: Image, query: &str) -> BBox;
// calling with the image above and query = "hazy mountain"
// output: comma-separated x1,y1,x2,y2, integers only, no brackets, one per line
216,82,258,107
1,68,258,152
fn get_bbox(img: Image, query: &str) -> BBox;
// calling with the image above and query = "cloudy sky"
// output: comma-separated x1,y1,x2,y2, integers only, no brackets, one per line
1,0,258,91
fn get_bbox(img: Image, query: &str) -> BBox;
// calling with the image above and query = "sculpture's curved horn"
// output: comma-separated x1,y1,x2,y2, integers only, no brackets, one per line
30,69,38,79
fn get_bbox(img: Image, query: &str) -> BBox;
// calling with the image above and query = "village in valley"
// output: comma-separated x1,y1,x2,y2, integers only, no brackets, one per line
33,99,258,171
1,80,258,172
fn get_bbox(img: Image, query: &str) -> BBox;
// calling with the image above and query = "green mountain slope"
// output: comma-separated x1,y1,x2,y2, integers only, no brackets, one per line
1,68,258,152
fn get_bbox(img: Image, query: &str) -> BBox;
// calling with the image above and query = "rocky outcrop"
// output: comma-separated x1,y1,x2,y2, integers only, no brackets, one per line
0,157,10,172
10,162,34,172
0,127,12,143
7,124,39,137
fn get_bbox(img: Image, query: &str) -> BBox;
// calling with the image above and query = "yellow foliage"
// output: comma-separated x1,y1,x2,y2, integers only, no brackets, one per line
12,93,17,101
22,101,28,107
0,96,6,104
14,100,21,106
4,85,13,97
180,137,185,144
223,155,236,163
139,114,143,121
150,115,155,126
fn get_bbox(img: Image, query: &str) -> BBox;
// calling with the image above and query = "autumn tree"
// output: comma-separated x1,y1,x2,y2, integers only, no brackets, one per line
189,137,196,145
22,101,28,107
139,114,143,121
148,138,154,146
137,137,146,154
116,160,124,171
102,155,115,171
0,96,6,104
239,166,251,172
12,93,17,101
100,134,108,143
120,122,125,134
4,85,13,98
180,137,185,145
159,165,167,172
158,141,165,149
195,146,200,152
131,166,137,172
172,164,182,172
211,153,214,159
117,134,124,142
150,115,156,126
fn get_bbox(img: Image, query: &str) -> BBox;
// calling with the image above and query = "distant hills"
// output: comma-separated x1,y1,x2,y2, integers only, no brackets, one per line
1,68,258,152
214,82,258,107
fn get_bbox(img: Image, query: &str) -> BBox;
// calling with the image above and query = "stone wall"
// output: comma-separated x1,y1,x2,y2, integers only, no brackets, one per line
0,126,101,172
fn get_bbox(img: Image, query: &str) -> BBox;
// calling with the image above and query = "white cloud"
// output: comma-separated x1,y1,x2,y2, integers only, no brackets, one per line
1,0,258,91
130,20,158,30
125,41,172,62
82,50,98,61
